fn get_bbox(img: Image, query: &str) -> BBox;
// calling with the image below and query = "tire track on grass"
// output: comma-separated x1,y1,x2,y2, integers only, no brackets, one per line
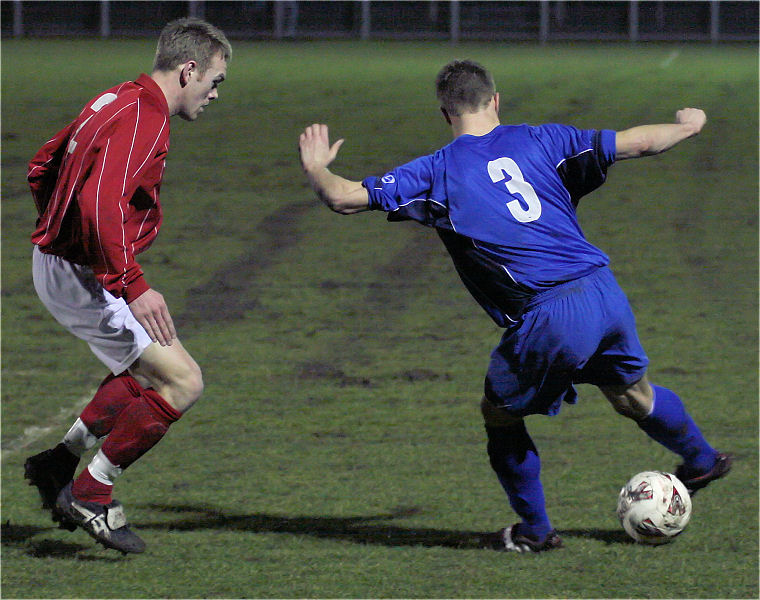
178,200,317,326
179,193,445,366
296,227,447,387
182,191,450,386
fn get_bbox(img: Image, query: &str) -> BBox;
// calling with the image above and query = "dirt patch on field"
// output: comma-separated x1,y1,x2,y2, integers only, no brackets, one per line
298,360,373,388
180,201,315,325
395,368,452,382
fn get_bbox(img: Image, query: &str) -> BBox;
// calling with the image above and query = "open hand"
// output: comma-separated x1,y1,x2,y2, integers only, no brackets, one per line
299,124,344,174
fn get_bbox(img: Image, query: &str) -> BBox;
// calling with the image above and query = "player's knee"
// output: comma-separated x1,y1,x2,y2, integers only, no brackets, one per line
605,392,641,420
180,362,204,409
601,378,653,421
484,417,535,475
164,361,204,413
609,399,640,420
480,396,522,428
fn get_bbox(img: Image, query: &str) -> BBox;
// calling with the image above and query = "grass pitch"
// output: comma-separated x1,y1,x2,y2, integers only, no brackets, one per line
2,40,758,598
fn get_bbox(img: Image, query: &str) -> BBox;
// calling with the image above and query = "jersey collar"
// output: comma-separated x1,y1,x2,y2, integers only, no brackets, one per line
134,73,170,117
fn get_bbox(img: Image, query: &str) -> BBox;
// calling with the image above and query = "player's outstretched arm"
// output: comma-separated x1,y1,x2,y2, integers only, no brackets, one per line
615,108,706,160
299,123,369,214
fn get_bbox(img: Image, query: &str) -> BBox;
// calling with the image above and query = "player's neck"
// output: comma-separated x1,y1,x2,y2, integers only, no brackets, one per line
451,114,501,138
150,70,181,117
450,96,501,138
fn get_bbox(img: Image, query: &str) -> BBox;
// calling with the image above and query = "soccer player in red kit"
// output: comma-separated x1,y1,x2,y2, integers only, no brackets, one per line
24,18,231,554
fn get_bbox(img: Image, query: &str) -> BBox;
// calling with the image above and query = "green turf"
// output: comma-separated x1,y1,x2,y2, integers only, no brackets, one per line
2,39,758,598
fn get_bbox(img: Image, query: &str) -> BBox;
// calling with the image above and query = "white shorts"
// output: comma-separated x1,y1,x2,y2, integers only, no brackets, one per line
32,245,152,375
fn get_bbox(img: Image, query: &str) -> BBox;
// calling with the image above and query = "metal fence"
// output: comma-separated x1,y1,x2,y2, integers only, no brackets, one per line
2,1,758,42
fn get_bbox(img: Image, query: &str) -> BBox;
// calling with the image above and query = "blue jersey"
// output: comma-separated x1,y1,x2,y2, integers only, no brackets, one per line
363,124,617,327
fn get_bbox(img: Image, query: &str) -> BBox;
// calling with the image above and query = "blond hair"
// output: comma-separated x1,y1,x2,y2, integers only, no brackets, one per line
153,18,231,74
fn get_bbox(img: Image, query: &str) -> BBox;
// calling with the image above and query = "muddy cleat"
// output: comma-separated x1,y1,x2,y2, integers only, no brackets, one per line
675,452,733,496
24,443,79,531
484,524,563,553
55,482,145,554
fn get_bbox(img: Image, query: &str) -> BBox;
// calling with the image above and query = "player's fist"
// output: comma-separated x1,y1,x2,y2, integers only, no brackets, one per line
675,108,706,135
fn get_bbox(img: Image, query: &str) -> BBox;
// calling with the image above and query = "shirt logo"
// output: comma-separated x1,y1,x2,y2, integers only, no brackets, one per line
381,174,396,185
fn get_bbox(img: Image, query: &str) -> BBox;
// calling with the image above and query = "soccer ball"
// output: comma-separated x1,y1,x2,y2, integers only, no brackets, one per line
616,471,692,545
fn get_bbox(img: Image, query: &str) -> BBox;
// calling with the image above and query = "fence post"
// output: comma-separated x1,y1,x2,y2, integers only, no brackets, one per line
100,0,110,38
188,1,205,20
429,0,438,26
274,1,284,39
13,0,23,38
656,0,664,31
450,0,460,43
710,0,720,43
629,0,639,42
360,1,371,40
539,0,549,44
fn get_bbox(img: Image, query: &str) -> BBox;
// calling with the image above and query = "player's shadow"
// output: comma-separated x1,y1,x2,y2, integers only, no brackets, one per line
138,504,486,549
559,527,636,545
137,504,633,549
0,522,125,561
1,509,632,559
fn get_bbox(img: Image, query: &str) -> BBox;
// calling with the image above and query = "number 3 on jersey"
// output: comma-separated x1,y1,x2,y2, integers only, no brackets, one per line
487,157,542,223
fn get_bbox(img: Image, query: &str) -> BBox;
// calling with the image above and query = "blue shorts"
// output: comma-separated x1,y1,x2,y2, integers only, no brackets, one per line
484,267,648,417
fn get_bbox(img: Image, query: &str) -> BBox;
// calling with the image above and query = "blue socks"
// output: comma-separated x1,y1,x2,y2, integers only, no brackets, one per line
486,421,552,540
485,385,714,540
638,384,718,473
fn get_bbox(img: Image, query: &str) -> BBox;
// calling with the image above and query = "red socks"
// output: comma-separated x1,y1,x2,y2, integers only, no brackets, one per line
79,373,143,438
99,388,181,469
71,467,113,504
72,376,182,504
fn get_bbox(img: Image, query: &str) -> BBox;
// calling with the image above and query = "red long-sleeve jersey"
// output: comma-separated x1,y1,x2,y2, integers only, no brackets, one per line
29,74,171,303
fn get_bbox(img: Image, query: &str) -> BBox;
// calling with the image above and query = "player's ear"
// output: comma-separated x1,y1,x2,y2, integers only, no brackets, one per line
493,92,500,114
179,61,196,88
440,106,452,125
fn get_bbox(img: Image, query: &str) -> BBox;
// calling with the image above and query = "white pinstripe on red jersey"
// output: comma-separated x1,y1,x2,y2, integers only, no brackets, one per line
29,74,171,303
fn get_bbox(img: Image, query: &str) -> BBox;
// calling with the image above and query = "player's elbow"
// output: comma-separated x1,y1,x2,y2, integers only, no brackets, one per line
634,133,656,156
320,193,350,214
322,185,367,214
618,132,656,159
328,197,360,215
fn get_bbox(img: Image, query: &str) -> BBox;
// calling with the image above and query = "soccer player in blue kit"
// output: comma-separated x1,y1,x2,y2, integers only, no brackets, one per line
298,60,731,552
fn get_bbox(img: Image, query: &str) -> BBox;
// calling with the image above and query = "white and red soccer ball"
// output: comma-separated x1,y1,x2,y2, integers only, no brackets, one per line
616,471,692,544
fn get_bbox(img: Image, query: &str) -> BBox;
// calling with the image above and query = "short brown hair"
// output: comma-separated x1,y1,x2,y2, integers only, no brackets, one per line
153,18,231,74
435,60,495,117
